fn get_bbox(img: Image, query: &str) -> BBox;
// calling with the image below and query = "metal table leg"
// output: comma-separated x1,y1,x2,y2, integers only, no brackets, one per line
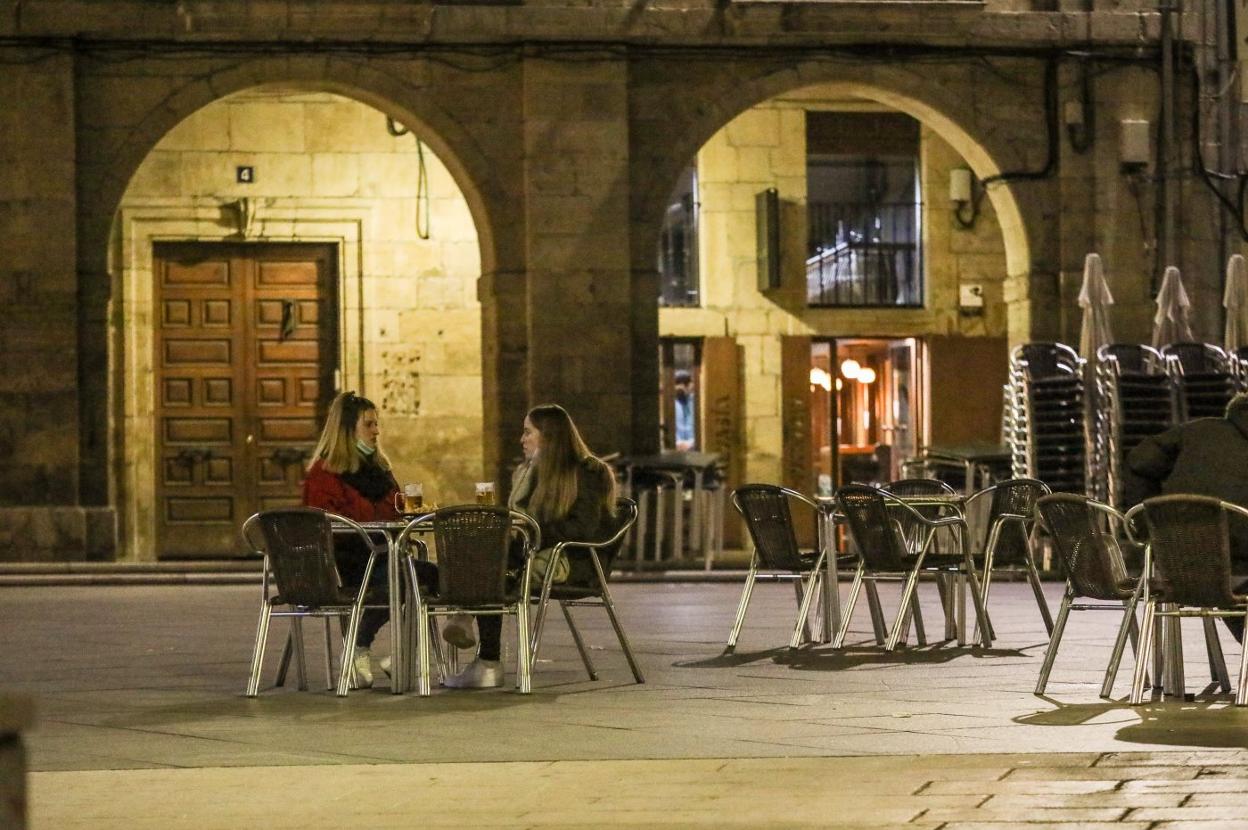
388,532,405,694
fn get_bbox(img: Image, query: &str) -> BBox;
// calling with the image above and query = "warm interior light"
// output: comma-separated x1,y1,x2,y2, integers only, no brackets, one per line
858,367,877,384
809,367,832,391
840,359,861,379
835,377,843,391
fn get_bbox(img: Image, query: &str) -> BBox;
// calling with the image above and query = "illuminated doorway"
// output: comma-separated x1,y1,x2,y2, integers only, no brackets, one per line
811,337,923,491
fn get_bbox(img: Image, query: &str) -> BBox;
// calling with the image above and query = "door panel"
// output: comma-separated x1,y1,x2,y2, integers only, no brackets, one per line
925,336,1007,449
154,242,337,558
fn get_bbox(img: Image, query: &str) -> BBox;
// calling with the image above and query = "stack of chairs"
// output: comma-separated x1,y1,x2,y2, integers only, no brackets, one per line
1005,343,1088,494
1233,346,1248,391
1162,342,1236,420
1095,344,1176,508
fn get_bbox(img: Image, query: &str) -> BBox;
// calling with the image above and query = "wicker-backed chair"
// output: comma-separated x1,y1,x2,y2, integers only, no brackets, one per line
1033,494,1145,698
1126,495,1248,705
727,484,850,652
528,498,644,683
401,505,540,696
241,507,388,698
881,478,960,643
834,484,992,650
964,478,1053,640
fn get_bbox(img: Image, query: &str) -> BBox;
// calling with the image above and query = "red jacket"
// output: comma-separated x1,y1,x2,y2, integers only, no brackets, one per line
302,459,401,522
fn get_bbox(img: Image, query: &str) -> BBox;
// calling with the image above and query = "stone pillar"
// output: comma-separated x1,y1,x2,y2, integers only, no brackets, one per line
0,52,112,560
521,56,634,456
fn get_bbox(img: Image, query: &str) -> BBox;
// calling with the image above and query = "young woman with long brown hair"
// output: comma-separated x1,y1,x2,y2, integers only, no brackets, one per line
443,403,617,688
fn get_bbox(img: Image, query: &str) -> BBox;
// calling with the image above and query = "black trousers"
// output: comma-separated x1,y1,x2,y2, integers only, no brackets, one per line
335,540,438,649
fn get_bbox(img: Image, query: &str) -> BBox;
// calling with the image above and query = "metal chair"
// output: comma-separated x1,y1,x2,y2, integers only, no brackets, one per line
528,498,645,683
834,484,993,650
1033,494,1145,698
241,507,387,698
727,484,849,652
882,478,958,644
964,478,1053,641
402,505,540,696
1126,496,1248,705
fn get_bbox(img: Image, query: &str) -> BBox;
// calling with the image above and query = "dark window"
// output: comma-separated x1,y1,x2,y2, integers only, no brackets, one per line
806,113,923,308
658,165,699,307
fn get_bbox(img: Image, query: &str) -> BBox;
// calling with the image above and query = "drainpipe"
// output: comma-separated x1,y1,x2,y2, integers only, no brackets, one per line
1159,0,1177,273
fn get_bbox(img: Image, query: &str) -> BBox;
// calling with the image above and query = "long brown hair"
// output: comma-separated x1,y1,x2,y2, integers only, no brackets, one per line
309,391,392,474
526,404,616,522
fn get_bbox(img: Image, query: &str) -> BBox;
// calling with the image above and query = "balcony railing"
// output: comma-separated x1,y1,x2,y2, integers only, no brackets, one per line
807,201,922,308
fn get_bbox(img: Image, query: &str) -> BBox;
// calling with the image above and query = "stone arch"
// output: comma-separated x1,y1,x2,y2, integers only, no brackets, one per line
83,55,502,278
82,57,506,556
633,59,1040,288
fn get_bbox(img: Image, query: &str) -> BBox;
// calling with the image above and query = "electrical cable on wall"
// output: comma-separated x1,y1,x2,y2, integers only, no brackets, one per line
386,115,432,241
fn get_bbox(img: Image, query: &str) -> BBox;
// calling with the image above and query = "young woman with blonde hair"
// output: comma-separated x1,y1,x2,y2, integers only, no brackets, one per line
444,403,618,688
303,391,436,688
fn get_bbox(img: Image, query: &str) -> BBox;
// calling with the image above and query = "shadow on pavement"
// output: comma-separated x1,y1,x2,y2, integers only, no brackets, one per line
1016,696,1248,748
673,643,1027,671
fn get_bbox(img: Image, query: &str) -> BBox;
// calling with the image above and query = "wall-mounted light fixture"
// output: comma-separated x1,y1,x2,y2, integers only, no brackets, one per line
951,167,983,230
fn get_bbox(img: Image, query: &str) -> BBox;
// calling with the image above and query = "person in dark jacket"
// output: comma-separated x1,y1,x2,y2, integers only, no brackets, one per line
1125,392,1248,643
443,403,618,689
303,391,436,688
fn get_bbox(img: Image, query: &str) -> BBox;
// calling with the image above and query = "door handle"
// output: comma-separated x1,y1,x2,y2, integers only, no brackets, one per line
246,434,255,445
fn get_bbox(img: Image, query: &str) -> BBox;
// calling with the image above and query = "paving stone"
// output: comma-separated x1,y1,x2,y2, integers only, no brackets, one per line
5,582,1248,828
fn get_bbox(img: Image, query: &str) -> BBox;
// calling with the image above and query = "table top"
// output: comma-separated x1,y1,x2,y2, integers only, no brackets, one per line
620,451,722,471
922,443,1012,464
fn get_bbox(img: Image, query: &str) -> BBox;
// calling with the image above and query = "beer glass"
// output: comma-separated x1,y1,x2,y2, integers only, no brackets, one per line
475,481,496,505
394,482,423,514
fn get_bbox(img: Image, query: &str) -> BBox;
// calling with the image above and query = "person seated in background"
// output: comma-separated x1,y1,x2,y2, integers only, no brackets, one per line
442,403,618,689
1125,391,1248,643
303,391,437,688
673,369,696,451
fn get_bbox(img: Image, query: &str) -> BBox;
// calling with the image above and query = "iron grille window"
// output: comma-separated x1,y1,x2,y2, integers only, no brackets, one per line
658,165,699,307
806,201,923,307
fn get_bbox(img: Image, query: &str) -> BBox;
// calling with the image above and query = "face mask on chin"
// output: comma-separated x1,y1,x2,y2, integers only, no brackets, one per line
356,438,376,457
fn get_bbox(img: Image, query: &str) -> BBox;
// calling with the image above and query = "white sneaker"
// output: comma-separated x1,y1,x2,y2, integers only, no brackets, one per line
442,658,503,689
379,655,392,679
351,647,374,689
441,613,478,649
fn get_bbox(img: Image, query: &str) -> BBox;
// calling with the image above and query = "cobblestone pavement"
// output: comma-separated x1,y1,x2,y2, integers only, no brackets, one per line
4,581,1247,827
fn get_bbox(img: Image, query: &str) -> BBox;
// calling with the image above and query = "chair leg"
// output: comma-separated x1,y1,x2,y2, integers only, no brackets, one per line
789,572,821,650
725,562,758,653
562,602,598,681
833,565,865,649
416,603,432,697
792,579,812,645
599,583,645,683
290,618,308,692
336,605,366,697
1235,610,1248,706
246,602,273,697
1101,589,1142,699
274,629,293,689
517,604,532,695
910,587,927,647
1035,584,1074,695
886,567,923,651
1024,551,1054,636
1131,600,1157,705
935,574,956,641
865,581,887,645
1202,617,1232,693
964,556,993,649
975,542,996,644
322,617,334,691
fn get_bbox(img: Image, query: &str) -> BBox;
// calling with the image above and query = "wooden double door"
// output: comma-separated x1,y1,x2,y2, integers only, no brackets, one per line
153,242,339,558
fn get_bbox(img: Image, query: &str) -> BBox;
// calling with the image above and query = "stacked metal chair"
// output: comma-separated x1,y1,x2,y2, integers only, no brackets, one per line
1095,344,1176,508
1232,346,1248,391
1005,343,1089,494
1162,342,1236,420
